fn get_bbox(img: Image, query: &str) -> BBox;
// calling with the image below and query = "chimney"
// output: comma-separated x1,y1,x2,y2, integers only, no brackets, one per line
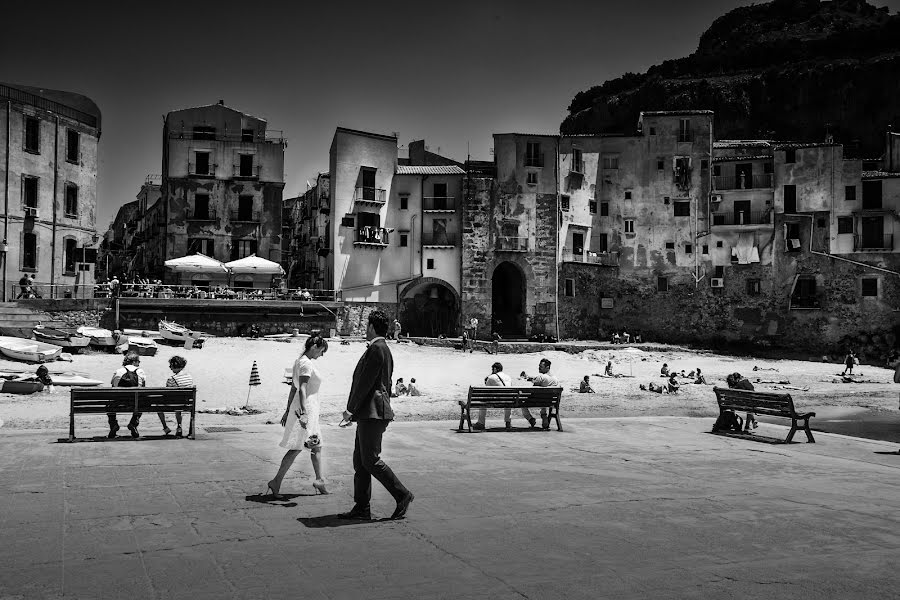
218,99,224,105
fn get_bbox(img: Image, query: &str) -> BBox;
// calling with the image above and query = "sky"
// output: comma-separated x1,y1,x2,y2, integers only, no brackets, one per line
3,0,899,226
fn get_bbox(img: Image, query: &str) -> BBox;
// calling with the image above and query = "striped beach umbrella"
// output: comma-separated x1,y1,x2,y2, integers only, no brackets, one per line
245,361,261,408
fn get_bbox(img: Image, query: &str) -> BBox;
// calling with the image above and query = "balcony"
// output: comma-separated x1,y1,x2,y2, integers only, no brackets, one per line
711,211,773,227
422,232,458,247
354,187,386,205
853,234,894,251
188,162,215,178
168,129,286,144
524,154,544,168
423,197,455,212
713,174,774,190
232,164,261,179
187,208,217,221
562,249,619,266
230,210,260,223
496,236,528,252
354,227,390,247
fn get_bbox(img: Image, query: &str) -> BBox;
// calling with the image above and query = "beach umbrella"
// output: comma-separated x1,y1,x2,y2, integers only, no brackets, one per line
164,253,230,273
245,361,261,408
224,254,285,275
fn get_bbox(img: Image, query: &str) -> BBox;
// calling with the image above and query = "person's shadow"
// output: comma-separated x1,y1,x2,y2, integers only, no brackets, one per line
245,492,309,508
297,515,394,528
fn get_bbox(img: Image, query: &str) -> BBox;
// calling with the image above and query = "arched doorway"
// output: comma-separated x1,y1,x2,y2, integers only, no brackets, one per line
399,279,460,338
492,261,525,336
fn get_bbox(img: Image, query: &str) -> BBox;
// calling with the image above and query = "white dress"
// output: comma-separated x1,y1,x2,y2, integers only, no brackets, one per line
279,355,323,450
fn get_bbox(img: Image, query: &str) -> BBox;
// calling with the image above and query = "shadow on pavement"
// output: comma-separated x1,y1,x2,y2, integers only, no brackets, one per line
297,515,393,528
55,435,189,443
245,493,304,508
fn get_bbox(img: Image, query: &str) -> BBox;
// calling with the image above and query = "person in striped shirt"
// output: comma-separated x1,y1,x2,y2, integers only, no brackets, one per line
160,355,194,437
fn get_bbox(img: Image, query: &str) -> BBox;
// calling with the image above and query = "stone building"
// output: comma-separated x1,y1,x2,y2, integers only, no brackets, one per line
287,172,330,290
157,101,285,287
0,83,101,299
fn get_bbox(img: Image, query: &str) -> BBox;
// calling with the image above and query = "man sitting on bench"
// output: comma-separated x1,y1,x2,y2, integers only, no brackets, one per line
473,362,512,431
521,358,559,430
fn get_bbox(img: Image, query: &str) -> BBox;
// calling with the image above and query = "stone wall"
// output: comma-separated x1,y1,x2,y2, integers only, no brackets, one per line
338,301,398,336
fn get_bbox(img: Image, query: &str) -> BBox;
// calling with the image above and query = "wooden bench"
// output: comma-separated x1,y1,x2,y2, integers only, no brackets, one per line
69,387,197,441
458,386,563,432
712,386,816,443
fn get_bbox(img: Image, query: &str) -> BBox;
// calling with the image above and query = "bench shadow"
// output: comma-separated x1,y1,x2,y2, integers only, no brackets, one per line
452,426,567,433
56,435,190,443
297,514,393,528
706,431,795,445
873,451,900,456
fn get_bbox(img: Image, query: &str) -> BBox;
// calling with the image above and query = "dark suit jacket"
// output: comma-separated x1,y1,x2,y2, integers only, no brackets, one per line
346,338,394,420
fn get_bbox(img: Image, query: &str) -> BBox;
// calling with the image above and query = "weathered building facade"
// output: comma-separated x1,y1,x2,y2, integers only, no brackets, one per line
287,172,330,290
0,83,101,299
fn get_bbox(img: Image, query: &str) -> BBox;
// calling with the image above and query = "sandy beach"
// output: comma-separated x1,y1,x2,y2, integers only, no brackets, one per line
1,336,898,431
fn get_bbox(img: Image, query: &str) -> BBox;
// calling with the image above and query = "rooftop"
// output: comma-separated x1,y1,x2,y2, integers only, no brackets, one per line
640,110,714,117
714,140,773,149
862,170,900,179
335,127,397,141
773,142,841,150
713,155,773,163
1,82,101,131
396,165,466,176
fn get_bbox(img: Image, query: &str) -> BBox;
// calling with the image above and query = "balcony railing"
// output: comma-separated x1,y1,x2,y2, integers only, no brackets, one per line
524,154,544,168
713,174,774,190
562,250,619,266
168,129,286,144
496,236,528,252
188,162,215,177
354,227,390,246
230,210,260,222
711,210,773,226
354,187,386,204
423,196,455,211
422,232,458,247
853,234,894,251
232,164,261,179
187,208,217,221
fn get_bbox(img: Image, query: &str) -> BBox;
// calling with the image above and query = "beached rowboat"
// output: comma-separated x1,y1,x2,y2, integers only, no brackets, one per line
76,326,116,348
128,336,158,356
0,336,63,363
1,380,44,394
32,327,92,352
158,320,202,342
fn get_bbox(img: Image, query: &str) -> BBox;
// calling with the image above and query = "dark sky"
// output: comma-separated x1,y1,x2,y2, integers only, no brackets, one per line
3,0,899,225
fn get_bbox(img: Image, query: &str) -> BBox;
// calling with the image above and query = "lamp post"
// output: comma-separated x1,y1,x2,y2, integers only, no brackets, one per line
1,238,7,302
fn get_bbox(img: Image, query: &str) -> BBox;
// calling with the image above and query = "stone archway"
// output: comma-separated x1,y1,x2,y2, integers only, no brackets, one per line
492,261,526,336
399,278,460,338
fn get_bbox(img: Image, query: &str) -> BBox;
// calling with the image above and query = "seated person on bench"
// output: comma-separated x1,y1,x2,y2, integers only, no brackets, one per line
726,372,759,429
473,362,512,431
521,358,560,430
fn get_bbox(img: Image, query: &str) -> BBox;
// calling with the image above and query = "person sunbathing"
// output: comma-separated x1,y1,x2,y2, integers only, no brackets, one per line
604,361,614,377
667,373,680,394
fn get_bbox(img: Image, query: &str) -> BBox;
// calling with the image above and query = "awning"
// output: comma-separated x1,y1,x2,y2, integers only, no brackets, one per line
164,253,230,273
224,254,284,275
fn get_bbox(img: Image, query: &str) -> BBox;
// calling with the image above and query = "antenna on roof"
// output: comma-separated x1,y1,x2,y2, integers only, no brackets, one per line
391,131,399,139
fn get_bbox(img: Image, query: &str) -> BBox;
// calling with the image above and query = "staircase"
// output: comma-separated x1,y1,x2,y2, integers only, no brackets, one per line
0,303,56,337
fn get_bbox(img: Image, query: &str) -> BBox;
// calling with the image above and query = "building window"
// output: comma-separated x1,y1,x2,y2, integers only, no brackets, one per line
602,155,619,170
657,159,665,171
716,241,723,248
701,159,708,171
598,233,608,252
702,245,709,254
837,217,853,234
525,141,543,167
624,190,632,200
400,195,408,210
426,258,435,269
589,200,597,214
194,151,211,175
785,222,801,252
862,180,883,209
861,278,878,297
22,176,38,209
237,195,254,221
571,148,583,173
649,127,656,135
624,219,634,234
600,202,609,216
241,128,254,143
685,244,693,254
23,232,37,270
341,216,355,228
678,119,692,142
239,154,254,177
561,195,570,211
188,238,214,256
64,238,77,274
791,276,818,308
66,129,80,163
527,172,538,186
714,266,725,278
64,183,78,217
713,164,721,177
783,184,797,213
232,239,257,260
665,242,675,250
785,148,796,163
657,276,669,292
400,233,408,247
747,279,761,295
24,117,40,153
845,186,857,201
674,201,690,217
193,193,210,219
564,278,575,297
193,125,216,141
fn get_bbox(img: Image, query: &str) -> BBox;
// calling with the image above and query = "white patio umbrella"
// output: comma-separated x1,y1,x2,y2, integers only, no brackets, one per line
224,254,285,275
164,253,230,273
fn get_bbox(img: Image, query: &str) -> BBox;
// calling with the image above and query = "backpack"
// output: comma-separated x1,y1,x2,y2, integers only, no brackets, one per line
117,366,140,388
713,410,744,433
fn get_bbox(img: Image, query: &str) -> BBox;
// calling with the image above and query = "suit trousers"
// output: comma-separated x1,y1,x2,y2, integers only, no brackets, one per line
353,419,409,508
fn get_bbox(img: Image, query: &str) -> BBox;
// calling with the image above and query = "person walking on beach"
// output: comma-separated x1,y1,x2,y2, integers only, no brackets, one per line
267,334,330,499
467,316,478,353
473,361,512,431
841,350,857,376
159,355,193,438
339,310,414,520
392,318,402,341
521,358,560,430
108,351,146,438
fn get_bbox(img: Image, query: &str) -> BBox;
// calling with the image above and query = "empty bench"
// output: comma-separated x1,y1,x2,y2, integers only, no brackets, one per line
69,387,197,441
458,386,563,432
713,386,816,443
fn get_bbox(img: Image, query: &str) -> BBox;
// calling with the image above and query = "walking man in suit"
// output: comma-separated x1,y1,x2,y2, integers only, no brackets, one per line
339,310,415,520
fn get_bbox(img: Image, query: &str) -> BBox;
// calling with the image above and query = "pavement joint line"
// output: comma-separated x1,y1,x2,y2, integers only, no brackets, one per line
113,464,160,600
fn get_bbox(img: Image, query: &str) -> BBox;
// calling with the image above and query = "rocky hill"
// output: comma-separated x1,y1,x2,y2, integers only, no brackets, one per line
561,0,900,155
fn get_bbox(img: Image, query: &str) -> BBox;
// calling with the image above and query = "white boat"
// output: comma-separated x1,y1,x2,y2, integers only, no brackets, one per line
32,327,92,352
76,326,116,347
128,336,158,356
159,320,201,342
0,336,63,363
52,373,103,387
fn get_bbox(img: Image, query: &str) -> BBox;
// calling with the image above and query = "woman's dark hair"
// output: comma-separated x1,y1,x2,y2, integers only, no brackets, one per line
368,310,390,336
304,333,329,353
169,355,187,370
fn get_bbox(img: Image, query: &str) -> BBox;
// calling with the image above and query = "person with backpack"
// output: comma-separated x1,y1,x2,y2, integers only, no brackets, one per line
108,351,146,438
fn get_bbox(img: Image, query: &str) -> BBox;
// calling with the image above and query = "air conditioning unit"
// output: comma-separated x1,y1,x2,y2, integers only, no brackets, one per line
710,278,724,288
711,194,722,203
24,206,39,218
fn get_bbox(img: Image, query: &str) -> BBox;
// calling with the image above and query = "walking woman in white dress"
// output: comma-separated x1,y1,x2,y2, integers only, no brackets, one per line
267,334,329,498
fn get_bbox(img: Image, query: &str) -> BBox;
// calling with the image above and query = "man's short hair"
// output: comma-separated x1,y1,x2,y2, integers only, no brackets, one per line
540,358,551,368
368,310,390,336
492,362,503,371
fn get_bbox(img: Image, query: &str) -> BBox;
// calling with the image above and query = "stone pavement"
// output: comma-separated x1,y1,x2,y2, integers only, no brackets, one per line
2,416,899,599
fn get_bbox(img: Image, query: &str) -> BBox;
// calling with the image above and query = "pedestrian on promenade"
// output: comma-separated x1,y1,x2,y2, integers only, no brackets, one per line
267,333,330,499
339,310,414,520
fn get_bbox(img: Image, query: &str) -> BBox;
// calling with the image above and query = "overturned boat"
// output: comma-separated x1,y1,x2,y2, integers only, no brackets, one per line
76,326,116,348
32,327,92,353
0,336,63,363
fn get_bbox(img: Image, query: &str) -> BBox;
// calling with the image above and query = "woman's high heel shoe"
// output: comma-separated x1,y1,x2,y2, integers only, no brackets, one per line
312,480,329,495
266,480,285,500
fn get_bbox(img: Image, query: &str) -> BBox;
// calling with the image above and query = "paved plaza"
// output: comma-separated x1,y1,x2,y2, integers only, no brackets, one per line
2,417,899,599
